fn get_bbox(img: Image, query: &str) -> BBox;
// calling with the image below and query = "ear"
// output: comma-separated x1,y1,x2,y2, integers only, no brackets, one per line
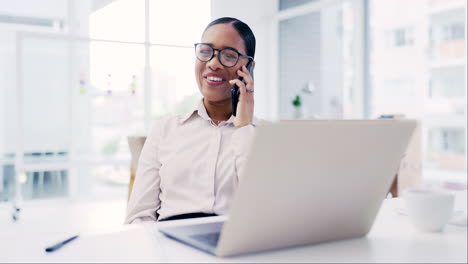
252,60,256,70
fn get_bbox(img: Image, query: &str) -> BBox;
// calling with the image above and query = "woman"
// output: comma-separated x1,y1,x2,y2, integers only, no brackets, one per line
125,17,257,224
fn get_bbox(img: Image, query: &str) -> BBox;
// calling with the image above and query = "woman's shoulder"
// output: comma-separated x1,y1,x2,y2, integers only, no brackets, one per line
147,111,198,137
148,115,182,133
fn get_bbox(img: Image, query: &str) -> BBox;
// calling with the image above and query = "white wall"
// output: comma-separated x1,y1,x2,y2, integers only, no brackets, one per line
0,31,10,191
0,0,93,155
0,0,71,154
0,31,16,154
320,5,344,119
0,0,68,19
211,0,278,120
278,12,322,119
0,32,15,152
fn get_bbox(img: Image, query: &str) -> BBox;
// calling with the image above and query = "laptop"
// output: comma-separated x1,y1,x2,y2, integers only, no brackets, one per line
159,120,417,257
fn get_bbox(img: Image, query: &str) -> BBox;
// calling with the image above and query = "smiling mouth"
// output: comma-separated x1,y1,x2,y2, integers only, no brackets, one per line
204,76,226,86
207,76,223,82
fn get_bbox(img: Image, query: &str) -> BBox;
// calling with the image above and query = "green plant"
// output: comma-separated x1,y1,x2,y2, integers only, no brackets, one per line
292,95,302,107
101,138,120,156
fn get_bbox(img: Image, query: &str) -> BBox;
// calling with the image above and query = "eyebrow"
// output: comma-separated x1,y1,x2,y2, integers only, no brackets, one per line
200,43,239,51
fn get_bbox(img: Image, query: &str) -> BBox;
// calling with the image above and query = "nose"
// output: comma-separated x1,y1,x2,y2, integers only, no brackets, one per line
206,50,223,71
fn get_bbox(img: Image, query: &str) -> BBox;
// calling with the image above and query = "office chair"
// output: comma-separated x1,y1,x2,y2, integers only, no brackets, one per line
127,136,146,201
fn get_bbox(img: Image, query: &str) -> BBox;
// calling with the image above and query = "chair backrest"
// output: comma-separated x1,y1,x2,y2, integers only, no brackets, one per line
127,136,147,201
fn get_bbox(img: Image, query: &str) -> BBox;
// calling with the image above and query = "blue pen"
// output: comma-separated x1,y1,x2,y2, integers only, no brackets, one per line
45,234,79,253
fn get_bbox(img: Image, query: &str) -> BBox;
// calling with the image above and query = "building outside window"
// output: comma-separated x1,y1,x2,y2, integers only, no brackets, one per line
369,0,467,184
388,27,414,47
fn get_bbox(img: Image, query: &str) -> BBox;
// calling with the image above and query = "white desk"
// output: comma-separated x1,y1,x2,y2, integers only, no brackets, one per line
2,197,467,263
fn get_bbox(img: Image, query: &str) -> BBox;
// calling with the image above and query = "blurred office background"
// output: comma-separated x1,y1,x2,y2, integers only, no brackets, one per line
0,0,466,210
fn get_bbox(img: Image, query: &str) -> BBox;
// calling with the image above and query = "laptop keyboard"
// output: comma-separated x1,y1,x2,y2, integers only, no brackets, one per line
190,232,221,247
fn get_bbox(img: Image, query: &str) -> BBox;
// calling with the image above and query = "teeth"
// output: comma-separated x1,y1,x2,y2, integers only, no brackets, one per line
207,76,223,82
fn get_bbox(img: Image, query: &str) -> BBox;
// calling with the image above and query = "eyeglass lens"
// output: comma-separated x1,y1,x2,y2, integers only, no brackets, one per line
195,44,239,67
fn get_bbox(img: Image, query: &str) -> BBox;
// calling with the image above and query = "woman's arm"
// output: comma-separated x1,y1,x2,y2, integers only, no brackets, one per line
231,124,256,182
124,121,164,224
230,64,256,181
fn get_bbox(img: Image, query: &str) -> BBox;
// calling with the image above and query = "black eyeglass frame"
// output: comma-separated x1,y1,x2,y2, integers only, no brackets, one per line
194,43,253,68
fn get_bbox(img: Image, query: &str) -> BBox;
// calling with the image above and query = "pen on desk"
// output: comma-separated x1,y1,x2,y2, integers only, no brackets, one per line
45,234,79,253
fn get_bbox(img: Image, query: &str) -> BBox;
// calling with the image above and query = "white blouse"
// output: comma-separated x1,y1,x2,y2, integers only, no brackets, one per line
125,99,257,224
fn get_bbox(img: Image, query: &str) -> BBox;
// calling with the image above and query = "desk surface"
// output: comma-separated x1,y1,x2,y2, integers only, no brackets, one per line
3,197,467,263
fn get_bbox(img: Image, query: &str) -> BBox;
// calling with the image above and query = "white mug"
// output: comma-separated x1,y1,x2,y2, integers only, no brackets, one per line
403,188,455,232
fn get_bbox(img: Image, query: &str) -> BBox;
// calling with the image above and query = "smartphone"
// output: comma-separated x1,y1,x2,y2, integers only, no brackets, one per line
231,61,254,116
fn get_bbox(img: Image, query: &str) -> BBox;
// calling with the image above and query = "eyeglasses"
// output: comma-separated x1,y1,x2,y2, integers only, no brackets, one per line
194,43,253,68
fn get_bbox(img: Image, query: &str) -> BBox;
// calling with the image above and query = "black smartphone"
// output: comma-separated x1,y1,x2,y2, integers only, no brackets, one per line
231,61,254,116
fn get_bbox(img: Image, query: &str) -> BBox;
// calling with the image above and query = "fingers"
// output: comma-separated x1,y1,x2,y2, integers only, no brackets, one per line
229,79,247,98
230,65,255,128
236,65,253,89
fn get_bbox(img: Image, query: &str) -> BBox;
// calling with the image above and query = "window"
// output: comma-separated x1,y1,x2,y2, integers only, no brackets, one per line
429,67,466,99
89,0,145,42
442,23,465,41
384,27,414,48
150,46,201,119
150,0,210,46
428,127,466,154
368,0,467,185
394,28,414,47
0,0,211,203
429,8,465,60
